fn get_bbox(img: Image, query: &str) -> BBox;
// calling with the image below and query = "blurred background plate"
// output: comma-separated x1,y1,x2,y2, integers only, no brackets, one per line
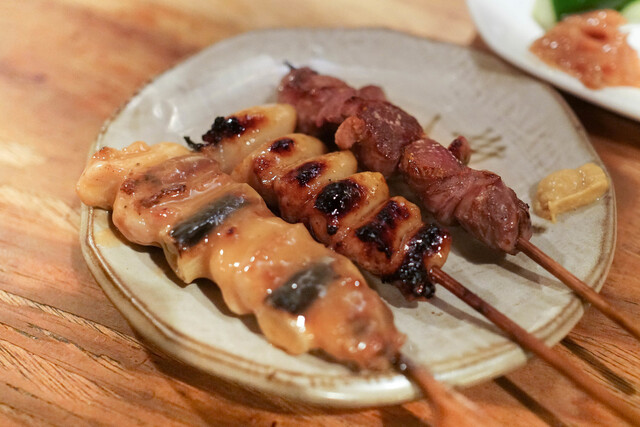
467,0,640,121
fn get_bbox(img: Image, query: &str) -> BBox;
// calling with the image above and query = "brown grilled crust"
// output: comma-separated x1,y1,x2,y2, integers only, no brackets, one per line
244,135,451,299
279,68,533,255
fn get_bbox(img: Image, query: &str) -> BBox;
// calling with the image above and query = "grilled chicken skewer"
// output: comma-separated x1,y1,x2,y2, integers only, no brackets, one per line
189,105,451,299
191,104,640,424
276,66,640,342
77,141,404,369
77,140,498,426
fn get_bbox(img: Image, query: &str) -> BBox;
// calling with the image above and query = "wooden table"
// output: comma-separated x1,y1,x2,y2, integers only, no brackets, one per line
2,1,639,425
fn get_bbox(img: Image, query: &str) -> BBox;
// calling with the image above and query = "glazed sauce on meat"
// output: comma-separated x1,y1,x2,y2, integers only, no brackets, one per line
314,180,363,235
383,224,448,299
269,137,294,153
530,10,640,89
355,200,410,259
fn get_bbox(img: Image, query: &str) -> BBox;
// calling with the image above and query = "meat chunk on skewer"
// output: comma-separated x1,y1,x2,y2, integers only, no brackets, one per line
76,141,190,209
447,136,471,165
277,67,532,254
401,138,531,254
278,66,387,141
77,141,405,370
186,104,297,174
278,67,422,176
335,100,424,177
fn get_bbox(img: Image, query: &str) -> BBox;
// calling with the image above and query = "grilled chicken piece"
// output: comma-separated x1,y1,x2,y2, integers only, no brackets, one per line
277,67,532,255
195,105,451,298
274,151,359,224
77,142,404,370
76,141,190,209
230,134,326,207
187,104,297,174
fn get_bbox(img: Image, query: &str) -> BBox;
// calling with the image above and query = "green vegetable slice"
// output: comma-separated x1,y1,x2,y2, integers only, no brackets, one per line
554,0,634,18
621,0,640,22
533,0,638,27
533,0,558,29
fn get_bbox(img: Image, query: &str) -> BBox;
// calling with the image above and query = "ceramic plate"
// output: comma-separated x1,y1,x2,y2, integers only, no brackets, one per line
80,29,616,407
467,0,640,121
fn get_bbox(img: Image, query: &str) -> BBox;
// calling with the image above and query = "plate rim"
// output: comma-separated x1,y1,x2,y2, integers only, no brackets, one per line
79,27,617,407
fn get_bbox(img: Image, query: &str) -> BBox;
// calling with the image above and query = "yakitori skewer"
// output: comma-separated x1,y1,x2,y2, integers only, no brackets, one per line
277,66,640,343
76,140,496,427
517,238,640,340
394,353,499,427
190,104,639,424
430,267,640,426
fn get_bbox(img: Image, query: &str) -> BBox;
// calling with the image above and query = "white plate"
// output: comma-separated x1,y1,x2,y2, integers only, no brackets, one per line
80,29,616,407
467,0,640,121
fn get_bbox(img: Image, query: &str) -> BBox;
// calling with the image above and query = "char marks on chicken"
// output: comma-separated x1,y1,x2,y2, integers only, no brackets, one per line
196,105,451,299
277,67,532,254
77,141,405,370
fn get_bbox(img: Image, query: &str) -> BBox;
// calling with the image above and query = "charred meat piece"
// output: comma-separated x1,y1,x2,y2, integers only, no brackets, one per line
231,133,326,207
112,153,237,249
77,141,404,370
274,150,358,225
188,104,297,174
383,224,449,298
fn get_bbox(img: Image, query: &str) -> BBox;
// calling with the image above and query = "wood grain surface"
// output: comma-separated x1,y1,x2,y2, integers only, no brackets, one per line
1,0,639,425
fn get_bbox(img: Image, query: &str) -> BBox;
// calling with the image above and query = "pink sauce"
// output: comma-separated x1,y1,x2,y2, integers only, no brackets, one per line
531,10,640,89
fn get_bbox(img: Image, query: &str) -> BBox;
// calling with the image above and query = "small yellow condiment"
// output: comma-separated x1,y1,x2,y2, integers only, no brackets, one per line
534,163,609,222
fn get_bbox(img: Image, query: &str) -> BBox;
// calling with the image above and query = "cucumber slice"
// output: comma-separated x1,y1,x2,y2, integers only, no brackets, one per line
621,0,640,22
534,0,558,29
533,0,637,28
553,0,633,18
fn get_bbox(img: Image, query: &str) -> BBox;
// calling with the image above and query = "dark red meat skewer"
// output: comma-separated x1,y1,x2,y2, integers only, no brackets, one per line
278,66,531,254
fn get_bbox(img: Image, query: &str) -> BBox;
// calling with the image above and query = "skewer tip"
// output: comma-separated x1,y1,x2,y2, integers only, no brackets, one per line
394,353,499,426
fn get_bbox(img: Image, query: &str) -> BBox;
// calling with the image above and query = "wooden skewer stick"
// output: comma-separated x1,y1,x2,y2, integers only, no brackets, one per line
395,353,499,427
517,238,640,341
429,267,640,426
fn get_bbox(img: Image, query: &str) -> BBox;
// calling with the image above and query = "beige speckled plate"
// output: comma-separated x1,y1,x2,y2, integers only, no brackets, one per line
79,29,616,407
